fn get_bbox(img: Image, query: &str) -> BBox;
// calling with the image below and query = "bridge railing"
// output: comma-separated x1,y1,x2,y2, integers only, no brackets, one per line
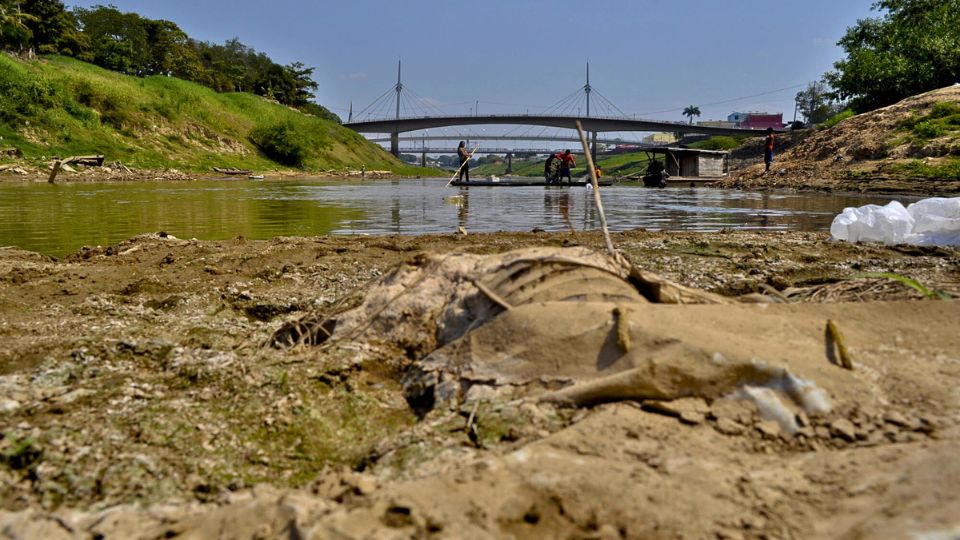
346,112,765,129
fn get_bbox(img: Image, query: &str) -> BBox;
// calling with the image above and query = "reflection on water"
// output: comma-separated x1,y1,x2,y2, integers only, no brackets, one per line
0,177,911,256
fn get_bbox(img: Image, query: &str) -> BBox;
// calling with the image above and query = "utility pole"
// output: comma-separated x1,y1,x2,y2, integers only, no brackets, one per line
475,100,479,117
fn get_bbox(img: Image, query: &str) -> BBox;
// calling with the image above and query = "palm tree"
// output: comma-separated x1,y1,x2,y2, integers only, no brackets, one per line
682,105,701,125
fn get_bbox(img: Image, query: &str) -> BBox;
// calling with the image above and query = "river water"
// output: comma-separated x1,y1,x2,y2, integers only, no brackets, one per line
0,178,909,257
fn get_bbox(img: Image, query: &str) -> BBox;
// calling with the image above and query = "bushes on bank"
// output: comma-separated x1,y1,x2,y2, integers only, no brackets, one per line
250,122,310,167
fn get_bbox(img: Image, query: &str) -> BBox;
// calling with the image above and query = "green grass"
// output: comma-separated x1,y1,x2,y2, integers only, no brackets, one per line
887,157,960,179
822,109,855,129
900,101,960,142
689,136,746,151
0,55,433,174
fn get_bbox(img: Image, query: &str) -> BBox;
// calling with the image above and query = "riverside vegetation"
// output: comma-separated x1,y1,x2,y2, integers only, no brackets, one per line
0,54,428,175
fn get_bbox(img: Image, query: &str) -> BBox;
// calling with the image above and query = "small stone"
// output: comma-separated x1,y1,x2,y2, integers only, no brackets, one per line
795,412,810,428
864,430,886,446
52,388,96,405
756,420,781,439
715,418,745,436
0,399,20,413
883,411,910,427
830,419,857,442
596,524,620,540
354,474,377,495
814,426,831,439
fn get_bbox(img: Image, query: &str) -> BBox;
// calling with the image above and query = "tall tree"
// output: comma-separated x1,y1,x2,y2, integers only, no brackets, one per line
795,81,842,124
683,105,701,124
74,5,150,74
0,0,36,52
20,0,86,56
825,0,960,111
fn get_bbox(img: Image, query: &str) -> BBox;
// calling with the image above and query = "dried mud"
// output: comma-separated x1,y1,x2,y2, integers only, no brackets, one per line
1,230,959,539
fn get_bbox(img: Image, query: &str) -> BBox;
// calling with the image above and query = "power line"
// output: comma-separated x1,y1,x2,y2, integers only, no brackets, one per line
635,82,810,116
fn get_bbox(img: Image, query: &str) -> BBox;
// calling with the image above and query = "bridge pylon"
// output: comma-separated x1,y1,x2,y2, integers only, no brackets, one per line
391,60,402,156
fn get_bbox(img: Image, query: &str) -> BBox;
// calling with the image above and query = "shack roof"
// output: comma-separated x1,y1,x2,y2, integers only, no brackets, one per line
644,146,729,156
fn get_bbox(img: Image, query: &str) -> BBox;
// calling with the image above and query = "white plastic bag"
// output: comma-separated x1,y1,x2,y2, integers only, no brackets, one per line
907,197,960,246
831,197,960,246
830,200,914,244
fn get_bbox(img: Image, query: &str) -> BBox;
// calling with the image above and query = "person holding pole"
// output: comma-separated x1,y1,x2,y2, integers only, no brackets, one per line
457,141,471,183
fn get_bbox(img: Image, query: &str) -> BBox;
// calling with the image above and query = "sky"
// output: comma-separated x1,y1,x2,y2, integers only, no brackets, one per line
65,0,879,142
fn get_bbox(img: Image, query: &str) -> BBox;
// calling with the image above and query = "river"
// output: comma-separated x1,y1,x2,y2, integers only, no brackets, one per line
0,178,910,257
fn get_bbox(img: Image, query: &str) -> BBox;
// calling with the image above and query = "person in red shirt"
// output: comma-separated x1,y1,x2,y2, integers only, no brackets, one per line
557,150,576,183
763,128,776,173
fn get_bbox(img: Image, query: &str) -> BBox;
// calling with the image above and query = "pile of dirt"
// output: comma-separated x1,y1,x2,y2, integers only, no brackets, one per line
721,85,960,195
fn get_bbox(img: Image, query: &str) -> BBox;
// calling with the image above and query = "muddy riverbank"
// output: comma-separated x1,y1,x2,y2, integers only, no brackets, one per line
1,230,959,538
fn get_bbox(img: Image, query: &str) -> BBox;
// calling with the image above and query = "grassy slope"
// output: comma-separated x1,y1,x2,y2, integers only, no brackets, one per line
0,55,432,174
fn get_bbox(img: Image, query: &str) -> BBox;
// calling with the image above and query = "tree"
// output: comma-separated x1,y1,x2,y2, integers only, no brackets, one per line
682,105,701,124
795,81,843,124
825,0,960,112
0,0,37,52
74,5,150,74
20,0,86,56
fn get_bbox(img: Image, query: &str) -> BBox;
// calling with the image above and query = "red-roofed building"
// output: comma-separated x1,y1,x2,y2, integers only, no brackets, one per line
727,112,784,129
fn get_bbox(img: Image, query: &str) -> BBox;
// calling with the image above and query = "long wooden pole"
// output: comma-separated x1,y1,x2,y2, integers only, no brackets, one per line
575,121,615,256
445,145,480,187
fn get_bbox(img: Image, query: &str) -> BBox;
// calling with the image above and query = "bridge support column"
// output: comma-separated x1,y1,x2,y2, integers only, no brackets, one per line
591,131,598,161
421,152,426,168
390,132,399,157
506,153,513,174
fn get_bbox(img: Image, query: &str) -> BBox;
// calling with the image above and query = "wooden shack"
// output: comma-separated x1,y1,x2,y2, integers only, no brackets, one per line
644,147,728,186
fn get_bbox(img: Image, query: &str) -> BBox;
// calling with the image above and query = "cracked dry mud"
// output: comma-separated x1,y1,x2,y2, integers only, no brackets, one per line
1,229,959,539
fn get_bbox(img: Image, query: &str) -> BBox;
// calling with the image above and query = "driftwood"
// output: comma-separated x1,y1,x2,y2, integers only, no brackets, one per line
48,155,106,183
213,167,253,175
65,155,105,167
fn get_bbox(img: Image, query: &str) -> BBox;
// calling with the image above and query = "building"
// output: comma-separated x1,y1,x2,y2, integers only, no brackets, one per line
643,146,728,186
642,132,678,144
696,120,738,129
727,112,785,129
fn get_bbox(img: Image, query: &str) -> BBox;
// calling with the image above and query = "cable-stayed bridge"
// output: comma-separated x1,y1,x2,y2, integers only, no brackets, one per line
343,62,769,156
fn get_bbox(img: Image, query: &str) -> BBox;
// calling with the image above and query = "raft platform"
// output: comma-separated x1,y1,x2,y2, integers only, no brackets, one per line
450,180,614,187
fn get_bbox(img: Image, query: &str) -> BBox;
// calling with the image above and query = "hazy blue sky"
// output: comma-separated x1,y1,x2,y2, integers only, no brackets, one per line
66,1,878,137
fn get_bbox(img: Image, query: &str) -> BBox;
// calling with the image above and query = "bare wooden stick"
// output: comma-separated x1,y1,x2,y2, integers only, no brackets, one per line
614,305,631,352
574,121,615,255
445,145,480,187
48,160,62,183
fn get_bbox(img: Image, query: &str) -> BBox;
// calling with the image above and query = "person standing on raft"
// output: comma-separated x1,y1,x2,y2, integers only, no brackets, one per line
457,141,471,183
